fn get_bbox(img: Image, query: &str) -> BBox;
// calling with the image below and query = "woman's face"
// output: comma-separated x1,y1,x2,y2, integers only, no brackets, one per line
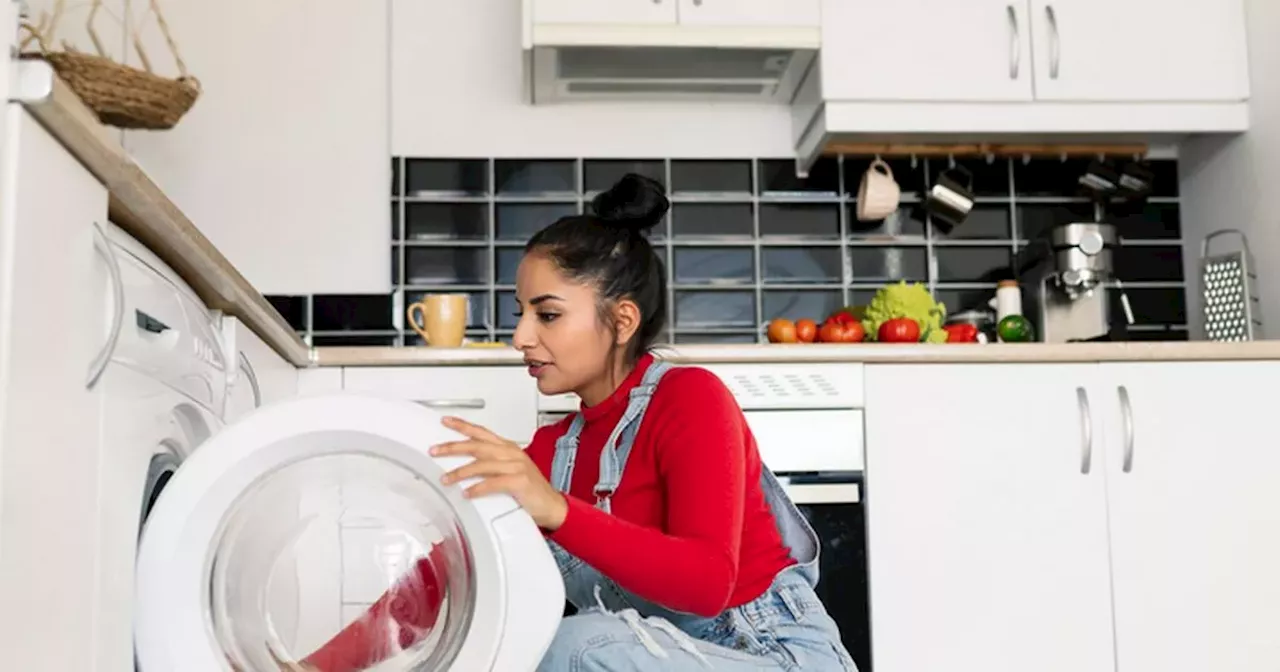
511,252,638,405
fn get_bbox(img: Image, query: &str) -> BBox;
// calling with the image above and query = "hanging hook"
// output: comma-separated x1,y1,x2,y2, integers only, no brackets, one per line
985,152,995,165
948,154,956,169
910,153,918,170
1059,152,1068,163
1022,153,1031,165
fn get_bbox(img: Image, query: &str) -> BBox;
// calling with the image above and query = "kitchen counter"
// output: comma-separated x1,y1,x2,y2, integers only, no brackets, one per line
316,340,1280,366
20,68,312,367
22,69,1280,371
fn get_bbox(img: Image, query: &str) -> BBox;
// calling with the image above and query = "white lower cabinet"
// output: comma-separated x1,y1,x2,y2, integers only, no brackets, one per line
864,363,1116,672
0,107,111,670
864,361,1280,672
1102,361,1280,672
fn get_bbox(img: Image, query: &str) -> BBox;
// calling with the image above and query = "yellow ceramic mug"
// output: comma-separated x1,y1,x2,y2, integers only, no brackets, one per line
406,294,468,347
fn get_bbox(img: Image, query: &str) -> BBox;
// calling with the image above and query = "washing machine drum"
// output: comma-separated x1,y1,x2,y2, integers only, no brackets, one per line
134,394,564,672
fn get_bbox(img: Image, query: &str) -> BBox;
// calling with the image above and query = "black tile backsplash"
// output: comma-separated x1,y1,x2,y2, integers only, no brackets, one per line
267,295,307,332
404,158,487,196
495,159,577,194
311,294,394,332
671,159,752,194
277,155,1188,346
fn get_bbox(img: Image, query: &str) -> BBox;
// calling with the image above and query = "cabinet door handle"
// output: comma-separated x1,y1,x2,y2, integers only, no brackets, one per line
1118,386,1135,473
87,221,124,390
415,399,486,410
1076,387,1093,474
1046,4,1060,79
1007,5,1021,79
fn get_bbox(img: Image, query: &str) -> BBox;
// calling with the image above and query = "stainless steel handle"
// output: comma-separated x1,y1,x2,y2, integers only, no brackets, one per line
415,399,486,410
1007,5,1021,79
1076,387,1093,474
1118,386,1134,472
238,352,262,408
779,482,861,505
1046,5,1060,79
87,221,124,389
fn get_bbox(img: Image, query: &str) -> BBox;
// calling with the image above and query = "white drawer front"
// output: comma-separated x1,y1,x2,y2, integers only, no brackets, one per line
745,409,864,474
342,367,538,445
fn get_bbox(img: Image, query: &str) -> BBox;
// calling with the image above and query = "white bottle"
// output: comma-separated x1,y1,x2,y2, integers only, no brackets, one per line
994,280,1022,322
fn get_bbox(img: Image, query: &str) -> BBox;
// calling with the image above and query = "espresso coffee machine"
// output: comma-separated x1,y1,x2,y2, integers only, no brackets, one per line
1017,222,1134,342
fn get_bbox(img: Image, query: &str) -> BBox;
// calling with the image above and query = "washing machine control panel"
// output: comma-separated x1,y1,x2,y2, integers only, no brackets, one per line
107,242,229,414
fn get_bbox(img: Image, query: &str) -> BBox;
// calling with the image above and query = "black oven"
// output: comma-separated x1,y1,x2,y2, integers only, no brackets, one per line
780,473,872,672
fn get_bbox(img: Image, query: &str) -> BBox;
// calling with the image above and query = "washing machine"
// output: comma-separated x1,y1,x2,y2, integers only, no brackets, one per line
90,222,229,672
93,227,565,672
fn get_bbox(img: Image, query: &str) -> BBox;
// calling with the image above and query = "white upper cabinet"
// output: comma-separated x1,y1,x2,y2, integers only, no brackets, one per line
122,0,391,296
820,0,1033,102
795,0,1250,172
1028,0,1249,102
530,0,819,28
677,0,819,29
532,0,677,25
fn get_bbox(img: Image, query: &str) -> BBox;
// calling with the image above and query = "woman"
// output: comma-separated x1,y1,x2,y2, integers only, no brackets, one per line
282,174,855,671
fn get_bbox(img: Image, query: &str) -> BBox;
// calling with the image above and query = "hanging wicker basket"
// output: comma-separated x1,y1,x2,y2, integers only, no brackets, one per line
20,0,200,130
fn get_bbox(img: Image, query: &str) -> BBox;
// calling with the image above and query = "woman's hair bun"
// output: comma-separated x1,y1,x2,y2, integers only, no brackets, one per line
590,173,669,233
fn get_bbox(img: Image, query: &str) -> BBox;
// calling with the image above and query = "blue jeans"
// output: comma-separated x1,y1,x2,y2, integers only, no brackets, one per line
536,567,856,671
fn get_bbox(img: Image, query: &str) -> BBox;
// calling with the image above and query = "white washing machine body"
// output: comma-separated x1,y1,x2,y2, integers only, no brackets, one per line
97,228,564,672
90,222,230,672
94,363,221,672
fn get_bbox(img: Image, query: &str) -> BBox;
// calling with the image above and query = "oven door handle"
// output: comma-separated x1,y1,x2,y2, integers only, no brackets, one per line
779,482,861,505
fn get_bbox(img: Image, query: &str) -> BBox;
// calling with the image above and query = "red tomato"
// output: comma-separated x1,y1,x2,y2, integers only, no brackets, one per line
878,317,921,343
943,323,979,343
818,319,865,343
826,310,856,326
767,319,797,343
795,319,818,343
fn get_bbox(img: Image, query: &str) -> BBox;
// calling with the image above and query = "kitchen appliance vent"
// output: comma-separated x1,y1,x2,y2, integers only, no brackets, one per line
523,21,817,104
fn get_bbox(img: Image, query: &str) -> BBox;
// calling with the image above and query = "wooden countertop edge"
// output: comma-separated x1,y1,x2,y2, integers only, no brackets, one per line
21,70,312,367
314,341,1280,366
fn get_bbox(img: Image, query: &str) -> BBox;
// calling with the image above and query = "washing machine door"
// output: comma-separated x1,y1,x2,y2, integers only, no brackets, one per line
134,393,564,672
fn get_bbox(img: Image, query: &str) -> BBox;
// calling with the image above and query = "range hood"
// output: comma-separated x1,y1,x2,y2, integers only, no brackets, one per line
522,20,818,105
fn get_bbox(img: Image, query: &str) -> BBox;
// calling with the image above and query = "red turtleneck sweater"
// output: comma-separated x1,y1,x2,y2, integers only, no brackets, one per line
303,355,794,672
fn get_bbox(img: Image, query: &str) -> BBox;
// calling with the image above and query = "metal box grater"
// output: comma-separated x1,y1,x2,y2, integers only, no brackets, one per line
1200,229,1263,341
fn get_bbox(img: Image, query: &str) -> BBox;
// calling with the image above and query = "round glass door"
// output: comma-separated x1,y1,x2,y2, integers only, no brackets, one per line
134,395,531,672
213,452,475,671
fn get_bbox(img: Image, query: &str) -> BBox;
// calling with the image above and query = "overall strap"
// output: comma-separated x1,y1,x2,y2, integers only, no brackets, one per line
549,413,586,494
594,360,675,512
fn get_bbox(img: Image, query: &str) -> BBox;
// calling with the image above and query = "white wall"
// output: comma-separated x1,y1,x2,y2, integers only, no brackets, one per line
390,0,796,159
1178,0,1278,340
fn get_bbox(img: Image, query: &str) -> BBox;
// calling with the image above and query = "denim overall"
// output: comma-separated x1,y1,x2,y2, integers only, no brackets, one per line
538,361,856,671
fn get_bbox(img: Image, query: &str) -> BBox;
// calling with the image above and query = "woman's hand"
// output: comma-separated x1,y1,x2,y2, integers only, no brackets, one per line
430,416,568,531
